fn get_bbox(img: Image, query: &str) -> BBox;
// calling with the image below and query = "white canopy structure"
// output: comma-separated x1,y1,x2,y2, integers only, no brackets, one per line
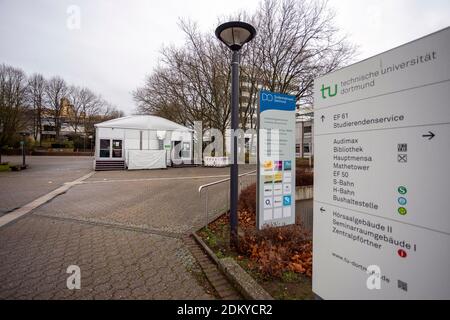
94,115,193,170
95,115,191,132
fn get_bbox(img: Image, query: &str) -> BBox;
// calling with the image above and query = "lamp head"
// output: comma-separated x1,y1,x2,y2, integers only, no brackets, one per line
215,21,256,51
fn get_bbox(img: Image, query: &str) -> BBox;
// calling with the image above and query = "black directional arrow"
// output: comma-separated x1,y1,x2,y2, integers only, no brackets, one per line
321,115,325,122
422,131,435,140
320,207,326,213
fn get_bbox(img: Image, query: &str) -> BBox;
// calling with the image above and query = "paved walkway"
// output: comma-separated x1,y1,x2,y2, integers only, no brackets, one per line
0,158,255,299
0,156,92,215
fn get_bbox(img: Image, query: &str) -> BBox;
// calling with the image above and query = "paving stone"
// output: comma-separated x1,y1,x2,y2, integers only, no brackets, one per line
0,156,92,216
0,215,213,299
0,162,255,299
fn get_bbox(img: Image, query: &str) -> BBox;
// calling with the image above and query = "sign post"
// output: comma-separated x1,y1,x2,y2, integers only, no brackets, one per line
313,28,450,299
257,90,296,230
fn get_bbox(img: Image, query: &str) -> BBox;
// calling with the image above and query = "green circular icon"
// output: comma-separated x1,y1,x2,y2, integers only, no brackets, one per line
398,207,407,215
398,186,407,195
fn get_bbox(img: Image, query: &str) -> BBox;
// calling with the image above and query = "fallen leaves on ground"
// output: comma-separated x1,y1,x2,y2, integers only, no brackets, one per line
210,208,312,279
240,227,313,278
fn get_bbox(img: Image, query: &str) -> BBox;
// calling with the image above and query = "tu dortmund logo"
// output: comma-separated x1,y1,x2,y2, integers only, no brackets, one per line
321,83,338,99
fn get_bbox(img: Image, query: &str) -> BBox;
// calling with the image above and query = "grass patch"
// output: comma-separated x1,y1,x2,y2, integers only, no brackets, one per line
202,228,218,248
281,271,301,283
0,164,11,172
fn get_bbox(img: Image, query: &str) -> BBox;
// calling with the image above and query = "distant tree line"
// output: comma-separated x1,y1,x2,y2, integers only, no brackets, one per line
0,63,124,160
133,0,356,135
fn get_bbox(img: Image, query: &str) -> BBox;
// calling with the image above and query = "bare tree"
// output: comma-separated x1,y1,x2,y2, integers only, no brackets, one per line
45,76,68,141
0,64,28,162
102,102,124,120
134,19,232,138
253,0,355,107
67,86,102,135
66,88,122,150
27,73,46,145
0,62,125,156
81,89,104,136
134,0,355,132
82,99,123,137
67,85,83,134
134,66,203,127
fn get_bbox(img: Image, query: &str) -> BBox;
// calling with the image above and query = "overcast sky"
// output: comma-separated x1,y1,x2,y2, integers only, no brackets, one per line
0,0,449,114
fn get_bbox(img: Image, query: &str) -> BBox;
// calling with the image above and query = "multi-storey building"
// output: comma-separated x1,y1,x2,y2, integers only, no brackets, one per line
212,70,315,160
36,98,89,143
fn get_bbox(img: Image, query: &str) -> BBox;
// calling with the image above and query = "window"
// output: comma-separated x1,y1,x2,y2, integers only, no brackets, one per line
112,140,122,158
99,139,110,158
303,143,310,154
296,144,300,153
181,142,191,158
303,126,312,134
43,125,55,131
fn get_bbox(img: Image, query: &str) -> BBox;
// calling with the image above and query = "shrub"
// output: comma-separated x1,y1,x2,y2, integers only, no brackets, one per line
239,183,257,215
65,140,74,149
296,157,313,169
296,169,313,187
51,141,74,149
233,180,313,279
0,163,11,172
238,223,312,278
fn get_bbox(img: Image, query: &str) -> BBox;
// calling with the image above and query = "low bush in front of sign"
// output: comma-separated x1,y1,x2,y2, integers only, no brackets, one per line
199,182,315,298
239,183,257,216
295,157,313,168
295,158,314,187
296,169,313,187
199,203,314,299
239,223,312,278
238,183,313,279
205,183,313,276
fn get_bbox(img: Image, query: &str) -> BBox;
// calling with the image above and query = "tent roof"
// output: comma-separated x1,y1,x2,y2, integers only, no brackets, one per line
95,115,192,131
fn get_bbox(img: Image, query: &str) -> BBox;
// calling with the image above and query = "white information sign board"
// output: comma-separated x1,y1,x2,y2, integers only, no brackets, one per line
257,90,296,230
313,28,450,299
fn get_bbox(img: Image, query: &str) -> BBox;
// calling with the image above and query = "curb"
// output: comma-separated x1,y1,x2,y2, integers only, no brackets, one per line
192,232,273,300
184,235,242,300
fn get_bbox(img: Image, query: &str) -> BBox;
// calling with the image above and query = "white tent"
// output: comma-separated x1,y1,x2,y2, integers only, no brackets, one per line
94,115,193,170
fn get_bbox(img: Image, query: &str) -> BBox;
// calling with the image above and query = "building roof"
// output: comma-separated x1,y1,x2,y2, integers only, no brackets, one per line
95,115,192,131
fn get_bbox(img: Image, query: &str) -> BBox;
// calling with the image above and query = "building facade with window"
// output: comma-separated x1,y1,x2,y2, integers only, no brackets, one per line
295,117,313,158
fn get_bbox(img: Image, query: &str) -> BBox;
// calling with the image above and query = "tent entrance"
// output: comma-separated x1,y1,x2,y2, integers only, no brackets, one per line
171,140,181,163
99,138,124,159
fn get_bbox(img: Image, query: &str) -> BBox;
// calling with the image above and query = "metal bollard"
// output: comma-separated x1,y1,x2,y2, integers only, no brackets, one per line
205,189,208,230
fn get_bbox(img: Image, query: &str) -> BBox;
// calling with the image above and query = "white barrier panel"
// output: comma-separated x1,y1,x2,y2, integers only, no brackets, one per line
128,150,166,170
204,156,230,167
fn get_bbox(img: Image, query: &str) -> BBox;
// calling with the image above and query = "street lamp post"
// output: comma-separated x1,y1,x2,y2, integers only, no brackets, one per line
20,132,28,169
215,21,256,248
89,135,93,155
